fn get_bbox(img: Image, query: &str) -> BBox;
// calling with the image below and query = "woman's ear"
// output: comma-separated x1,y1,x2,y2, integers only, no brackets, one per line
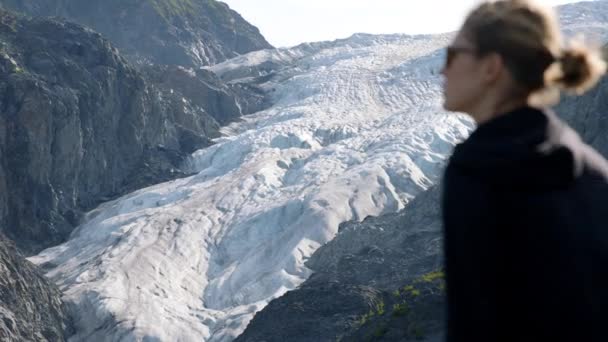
480,52,506,84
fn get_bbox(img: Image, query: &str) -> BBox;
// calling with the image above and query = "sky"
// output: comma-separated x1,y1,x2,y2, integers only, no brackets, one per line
221,0,587,47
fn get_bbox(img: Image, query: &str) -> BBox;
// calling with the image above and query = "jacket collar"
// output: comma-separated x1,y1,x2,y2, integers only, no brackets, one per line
450,106,583,189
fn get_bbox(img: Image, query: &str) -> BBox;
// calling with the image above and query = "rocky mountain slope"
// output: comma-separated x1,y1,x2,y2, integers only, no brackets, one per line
0,9,228,254
0,236,71,341
0,0,273,67
141,64,270,126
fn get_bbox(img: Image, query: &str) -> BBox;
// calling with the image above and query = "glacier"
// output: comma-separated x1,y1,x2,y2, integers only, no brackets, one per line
29,2,608,338
29,32,470,341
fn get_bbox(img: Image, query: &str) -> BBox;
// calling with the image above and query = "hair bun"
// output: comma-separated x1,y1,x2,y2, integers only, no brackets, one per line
554,44,606,94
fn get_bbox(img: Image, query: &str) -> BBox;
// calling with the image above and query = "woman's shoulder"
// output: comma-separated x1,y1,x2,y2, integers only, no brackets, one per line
577,143,608,181
548,110,608,181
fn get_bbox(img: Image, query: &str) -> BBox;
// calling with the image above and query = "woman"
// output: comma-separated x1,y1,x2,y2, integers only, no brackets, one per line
441,0,608,341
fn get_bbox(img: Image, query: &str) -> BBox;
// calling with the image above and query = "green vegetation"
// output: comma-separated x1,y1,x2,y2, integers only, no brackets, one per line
357,300,385,326
392,302,409,317
401,284,420,297
376,301,385,316
411,269,446,294
417,270,445,283
358,309,375,325
355,269,446,339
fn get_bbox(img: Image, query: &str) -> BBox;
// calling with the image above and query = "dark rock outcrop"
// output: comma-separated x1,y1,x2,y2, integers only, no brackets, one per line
0,10,220,254
142,64,271,125
0,236,71,341
0,0,273,67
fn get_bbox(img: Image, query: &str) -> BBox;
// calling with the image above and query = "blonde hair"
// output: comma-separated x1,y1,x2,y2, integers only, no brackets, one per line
463,0,606,106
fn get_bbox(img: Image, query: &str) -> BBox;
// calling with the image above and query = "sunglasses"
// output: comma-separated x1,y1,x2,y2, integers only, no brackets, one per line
444,45,477,68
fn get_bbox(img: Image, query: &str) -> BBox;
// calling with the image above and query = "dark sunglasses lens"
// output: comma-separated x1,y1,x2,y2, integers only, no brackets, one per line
445,48,454,67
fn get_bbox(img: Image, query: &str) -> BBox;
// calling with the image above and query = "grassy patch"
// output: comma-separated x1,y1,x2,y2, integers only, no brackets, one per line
402,285,420,297
357,300,386,326
376,301,385,316
417,270,445,283
358,309,375,326
353,269,446,340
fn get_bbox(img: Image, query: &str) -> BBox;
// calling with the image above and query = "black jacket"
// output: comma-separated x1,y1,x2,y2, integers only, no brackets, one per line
442,106,608,342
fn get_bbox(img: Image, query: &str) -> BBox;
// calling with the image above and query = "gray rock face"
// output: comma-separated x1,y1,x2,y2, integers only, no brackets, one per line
0,236,71,341
141,64,271,125
0,10,221,254
0,0,273,67
556,76,608,157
